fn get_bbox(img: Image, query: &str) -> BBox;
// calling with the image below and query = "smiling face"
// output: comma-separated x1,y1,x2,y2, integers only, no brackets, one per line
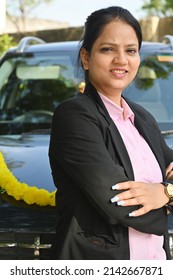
80,20,140,105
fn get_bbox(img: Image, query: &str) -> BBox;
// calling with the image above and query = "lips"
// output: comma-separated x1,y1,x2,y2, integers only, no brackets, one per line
111,69,127,74
110,69,128,78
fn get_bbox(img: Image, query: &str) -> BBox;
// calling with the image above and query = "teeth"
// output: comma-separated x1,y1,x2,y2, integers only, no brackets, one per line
112,70,125,74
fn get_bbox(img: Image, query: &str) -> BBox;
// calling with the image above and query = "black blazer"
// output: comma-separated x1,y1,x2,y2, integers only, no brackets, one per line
49,82,173,259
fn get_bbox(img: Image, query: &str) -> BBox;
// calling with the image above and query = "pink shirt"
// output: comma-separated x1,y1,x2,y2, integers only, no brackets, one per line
99,93,166,260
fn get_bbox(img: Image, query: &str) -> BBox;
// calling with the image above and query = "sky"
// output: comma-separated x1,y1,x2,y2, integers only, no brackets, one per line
32,0,146,27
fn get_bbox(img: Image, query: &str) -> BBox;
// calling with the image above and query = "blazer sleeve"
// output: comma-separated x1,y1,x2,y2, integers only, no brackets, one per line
49,97,169,235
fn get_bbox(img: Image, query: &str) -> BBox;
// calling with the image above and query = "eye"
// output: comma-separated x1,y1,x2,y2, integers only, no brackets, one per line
100,47,114,53
127,49,138,55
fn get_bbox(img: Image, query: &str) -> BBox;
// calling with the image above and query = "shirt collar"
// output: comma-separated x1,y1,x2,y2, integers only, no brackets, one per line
98,92,134,123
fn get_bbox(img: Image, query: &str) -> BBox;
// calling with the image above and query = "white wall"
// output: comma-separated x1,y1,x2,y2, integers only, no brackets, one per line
0,0,6,32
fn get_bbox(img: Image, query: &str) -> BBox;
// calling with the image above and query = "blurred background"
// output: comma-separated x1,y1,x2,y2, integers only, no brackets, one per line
0,0,173,55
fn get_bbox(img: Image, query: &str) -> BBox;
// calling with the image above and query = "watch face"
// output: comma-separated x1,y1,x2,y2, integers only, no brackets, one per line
167,184,173,196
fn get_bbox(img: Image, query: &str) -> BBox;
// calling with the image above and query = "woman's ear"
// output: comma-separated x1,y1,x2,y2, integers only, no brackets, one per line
80,48,89,70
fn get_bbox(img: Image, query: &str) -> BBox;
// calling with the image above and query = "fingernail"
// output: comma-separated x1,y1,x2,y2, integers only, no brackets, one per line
129,212,135,217
111,196,120,203
117,200,125,206
112,184,120,190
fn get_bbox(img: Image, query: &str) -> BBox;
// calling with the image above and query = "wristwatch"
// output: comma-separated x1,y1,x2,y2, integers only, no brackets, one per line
162,182,173,204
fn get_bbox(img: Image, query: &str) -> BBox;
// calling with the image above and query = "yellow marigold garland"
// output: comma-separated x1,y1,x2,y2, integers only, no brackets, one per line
0,151,56,207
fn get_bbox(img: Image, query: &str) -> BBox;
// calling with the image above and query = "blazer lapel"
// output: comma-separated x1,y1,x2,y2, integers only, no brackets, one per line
107,120,134,179
134,113,165,178
84,83,135,180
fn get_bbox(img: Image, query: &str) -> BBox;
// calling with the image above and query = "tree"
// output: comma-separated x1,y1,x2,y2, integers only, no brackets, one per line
6,0,53,33
141,0,173,17
0,34,16,56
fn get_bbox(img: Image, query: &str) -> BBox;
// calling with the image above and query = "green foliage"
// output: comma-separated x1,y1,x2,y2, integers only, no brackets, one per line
142,0,173,17
0,34,16,57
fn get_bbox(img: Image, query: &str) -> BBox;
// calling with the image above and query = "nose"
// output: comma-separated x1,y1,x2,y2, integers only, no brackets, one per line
113,50,127,65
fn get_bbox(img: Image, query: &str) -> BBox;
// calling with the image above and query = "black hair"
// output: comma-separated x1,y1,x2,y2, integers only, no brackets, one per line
77,6,142,82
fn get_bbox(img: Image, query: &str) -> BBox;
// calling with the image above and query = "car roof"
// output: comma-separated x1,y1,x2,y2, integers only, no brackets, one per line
5,40,80,54
141,41,173,53
2,35,173,57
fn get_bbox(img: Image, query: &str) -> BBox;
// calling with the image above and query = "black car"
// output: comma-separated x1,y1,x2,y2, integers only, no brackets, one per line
0,36,173,259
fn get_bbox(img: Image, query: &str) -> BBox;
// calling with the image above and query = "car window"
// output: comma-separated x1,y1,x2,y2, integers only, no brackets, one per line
0,51,81,134
123,53,173,131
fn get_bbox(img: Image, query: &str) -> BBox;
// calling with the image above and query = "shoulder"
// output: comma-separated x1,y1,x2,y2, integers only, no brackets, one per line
126,99,157,123
52,93,99,124
56,93,95,112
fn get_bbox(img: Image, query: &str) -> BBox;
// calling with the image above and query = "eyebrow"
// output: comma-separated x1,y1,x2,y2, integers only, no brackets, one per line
99,42,138,47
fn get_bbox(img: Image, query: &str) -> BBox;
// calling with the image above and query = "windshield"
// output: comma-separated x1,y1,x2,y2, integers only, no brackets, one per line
1,50,172,134
0,50,81,135
123,52,173,131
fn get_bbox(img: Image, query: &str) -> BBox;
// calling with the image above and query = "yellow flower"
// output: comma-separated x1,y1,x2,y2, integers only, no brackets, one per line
0,151,56,207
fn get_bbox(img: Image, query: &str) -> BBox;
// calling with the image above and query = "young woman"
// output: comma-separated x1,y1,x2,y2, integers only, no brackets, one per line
49,6,173,260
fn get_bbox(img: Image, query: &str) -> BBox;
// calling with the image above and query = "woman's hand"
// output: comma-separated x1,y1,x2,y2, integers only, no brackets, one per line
111,181,169,217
